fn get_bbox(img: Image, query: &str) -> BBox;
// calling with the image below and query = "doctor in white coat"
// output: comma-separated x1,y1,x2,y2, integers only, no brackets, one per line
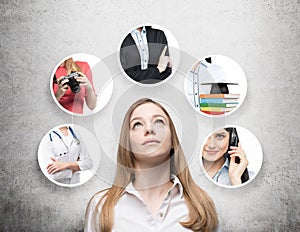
44,125,93,185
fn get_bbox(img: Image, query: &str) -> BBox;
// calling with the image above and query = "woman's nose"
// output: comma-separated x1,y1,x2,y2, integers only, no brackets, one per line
207,137,216,149
144,122,155,136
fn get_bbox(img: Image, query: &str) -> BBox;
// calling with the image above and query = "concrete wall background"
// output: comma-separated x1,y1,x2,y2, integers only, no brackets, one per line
0,0,299,231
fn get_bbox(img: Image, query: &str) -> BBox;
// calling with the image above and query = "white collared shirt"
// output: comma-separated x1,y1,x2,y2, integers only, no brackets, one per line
130,26,149,70
186,60,211,109
85,175,192,232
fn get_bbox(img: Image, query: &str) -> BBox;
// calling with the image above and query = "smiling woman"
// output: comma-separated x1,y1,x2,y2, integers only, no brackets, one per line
85,98,218,232
202,127,254,187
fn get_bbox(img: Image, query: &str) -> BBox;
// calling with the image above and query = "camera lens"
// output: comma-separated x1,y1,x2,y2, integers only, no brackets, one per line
66,72,81,93
71,85,80,93
68,77,81,93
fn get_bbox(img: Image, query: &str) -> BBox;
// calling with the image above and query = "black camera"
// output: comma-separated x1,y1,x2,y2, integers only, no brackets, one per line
56,72,81,93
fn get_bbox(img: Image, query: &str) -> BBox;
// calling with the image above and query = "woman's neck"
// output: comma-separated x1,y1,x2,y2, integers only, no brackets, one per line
58,126,69,137
133,160,173,218
133,160,172,190
203,157,226,177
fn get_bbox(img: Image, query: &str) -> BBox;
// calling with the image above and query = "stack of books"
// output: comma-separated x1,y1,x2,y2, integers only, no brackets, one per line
199,94,240,115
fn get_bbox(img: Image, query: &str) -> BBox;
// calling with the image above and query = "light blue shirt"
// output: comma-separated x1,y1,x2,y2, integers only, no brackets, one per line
130,26,149,70
212,159,255,186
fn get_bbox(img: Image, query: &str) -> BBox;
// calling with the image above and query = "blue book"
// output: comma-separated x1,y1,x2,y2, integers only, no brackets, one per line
200,98,239,104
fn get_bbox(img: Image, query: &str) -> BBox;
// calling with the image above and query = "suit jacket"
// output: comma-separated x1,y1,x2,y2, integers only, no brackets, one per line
120,26,172,84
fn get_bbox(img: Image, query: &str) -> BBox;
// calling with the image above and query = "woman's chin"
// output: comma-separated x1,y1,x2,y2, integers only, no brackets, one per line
203,155,219,163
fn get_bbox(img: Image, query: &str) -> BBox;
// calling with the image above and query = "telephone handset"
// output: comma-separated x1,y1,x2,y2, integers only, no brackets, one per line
224,127,249,183
226,128,240,163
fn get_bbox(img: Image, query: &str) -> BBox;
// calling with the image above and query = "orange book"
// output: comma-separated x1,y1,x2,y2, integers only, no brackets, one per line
199,93,240,99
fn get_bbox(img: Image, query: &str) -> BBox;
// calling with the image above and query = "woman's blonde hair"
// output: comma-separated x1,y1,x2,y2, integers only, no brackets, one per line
86,98,218,232
62,57,83,74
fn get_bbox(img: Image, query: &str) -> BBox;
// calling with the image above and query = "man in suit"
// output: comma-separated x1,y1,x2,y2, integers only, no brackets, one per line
120,26,172,84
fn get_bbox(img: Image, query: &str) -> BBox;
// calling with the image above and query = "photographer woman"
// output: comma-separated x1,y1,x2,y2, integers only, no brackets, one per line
85,98,218,232
53,57,97,114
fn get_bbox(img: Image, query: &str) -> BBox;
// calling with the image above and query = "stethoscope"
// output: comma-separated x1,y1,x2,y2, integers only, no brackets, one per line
49,126,80,156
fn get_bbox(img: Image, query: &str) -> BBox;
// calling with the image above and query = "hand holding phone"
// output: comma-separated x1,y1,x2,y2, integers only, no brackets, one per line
228,143,249,185
225,128,250,185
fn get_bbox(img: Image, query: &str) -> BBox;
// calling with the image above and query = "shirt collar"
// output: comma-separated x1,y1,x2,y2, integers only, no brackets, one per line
131,26,146,35
124,174,184,199
170,174,184,198
216,158,229,174
212,158,229,181
223,158,230,169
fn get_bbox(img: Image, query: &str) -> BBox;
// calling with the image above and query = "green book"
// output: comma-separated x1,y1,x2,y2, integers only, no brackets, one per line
199,102,238,108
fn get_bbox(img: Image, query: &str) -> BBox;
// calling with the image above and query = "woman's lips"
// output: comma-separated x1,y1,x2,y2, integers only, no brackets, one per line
143,139,160,145
205,150,220,155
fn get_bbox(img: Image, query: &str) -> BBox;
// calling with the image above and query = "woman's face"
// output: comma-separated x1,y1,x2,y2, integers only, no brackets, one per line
202,129,230,163
129,102,172,167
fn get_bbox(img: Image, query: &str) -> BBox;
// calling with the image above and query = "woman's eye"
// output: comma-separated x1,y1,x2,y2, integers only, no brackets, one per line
154,119,164,126
132,122,142,129
216,134,225,139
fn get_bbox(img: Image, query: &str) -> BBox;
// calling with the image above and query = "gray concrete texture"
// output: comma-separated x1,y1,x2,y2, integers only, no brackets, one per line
0,0,299,231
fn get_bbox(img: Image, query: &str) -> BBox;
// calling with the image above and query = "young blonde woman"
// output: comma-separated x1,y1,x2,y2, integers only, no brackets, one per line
85,98,218,231
53,57,97,114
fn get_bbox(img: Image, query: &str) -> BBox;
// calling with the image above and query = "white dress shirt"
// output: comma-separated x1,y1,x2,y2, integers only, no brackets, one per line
130,26,149,70
185,60,213,109
85,175,192,232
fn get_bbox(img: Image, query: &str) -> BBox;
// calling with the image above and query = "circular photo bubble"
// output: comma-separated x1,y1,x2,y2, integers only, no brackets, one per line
184,54,247,117
38,124,101,187
200,125,263,188
50,53,113,116
118,23,180,86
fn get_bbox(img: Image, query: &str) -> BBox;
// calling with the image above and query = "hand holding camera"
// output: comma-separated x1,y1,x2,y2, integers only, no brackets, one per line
54,72,92,100
73,72,93,91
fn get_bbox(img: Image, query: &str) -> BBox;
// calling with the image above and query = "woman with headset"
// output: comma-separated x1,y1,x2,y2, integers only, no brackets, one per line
85,98,218,232
45,125,93,185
